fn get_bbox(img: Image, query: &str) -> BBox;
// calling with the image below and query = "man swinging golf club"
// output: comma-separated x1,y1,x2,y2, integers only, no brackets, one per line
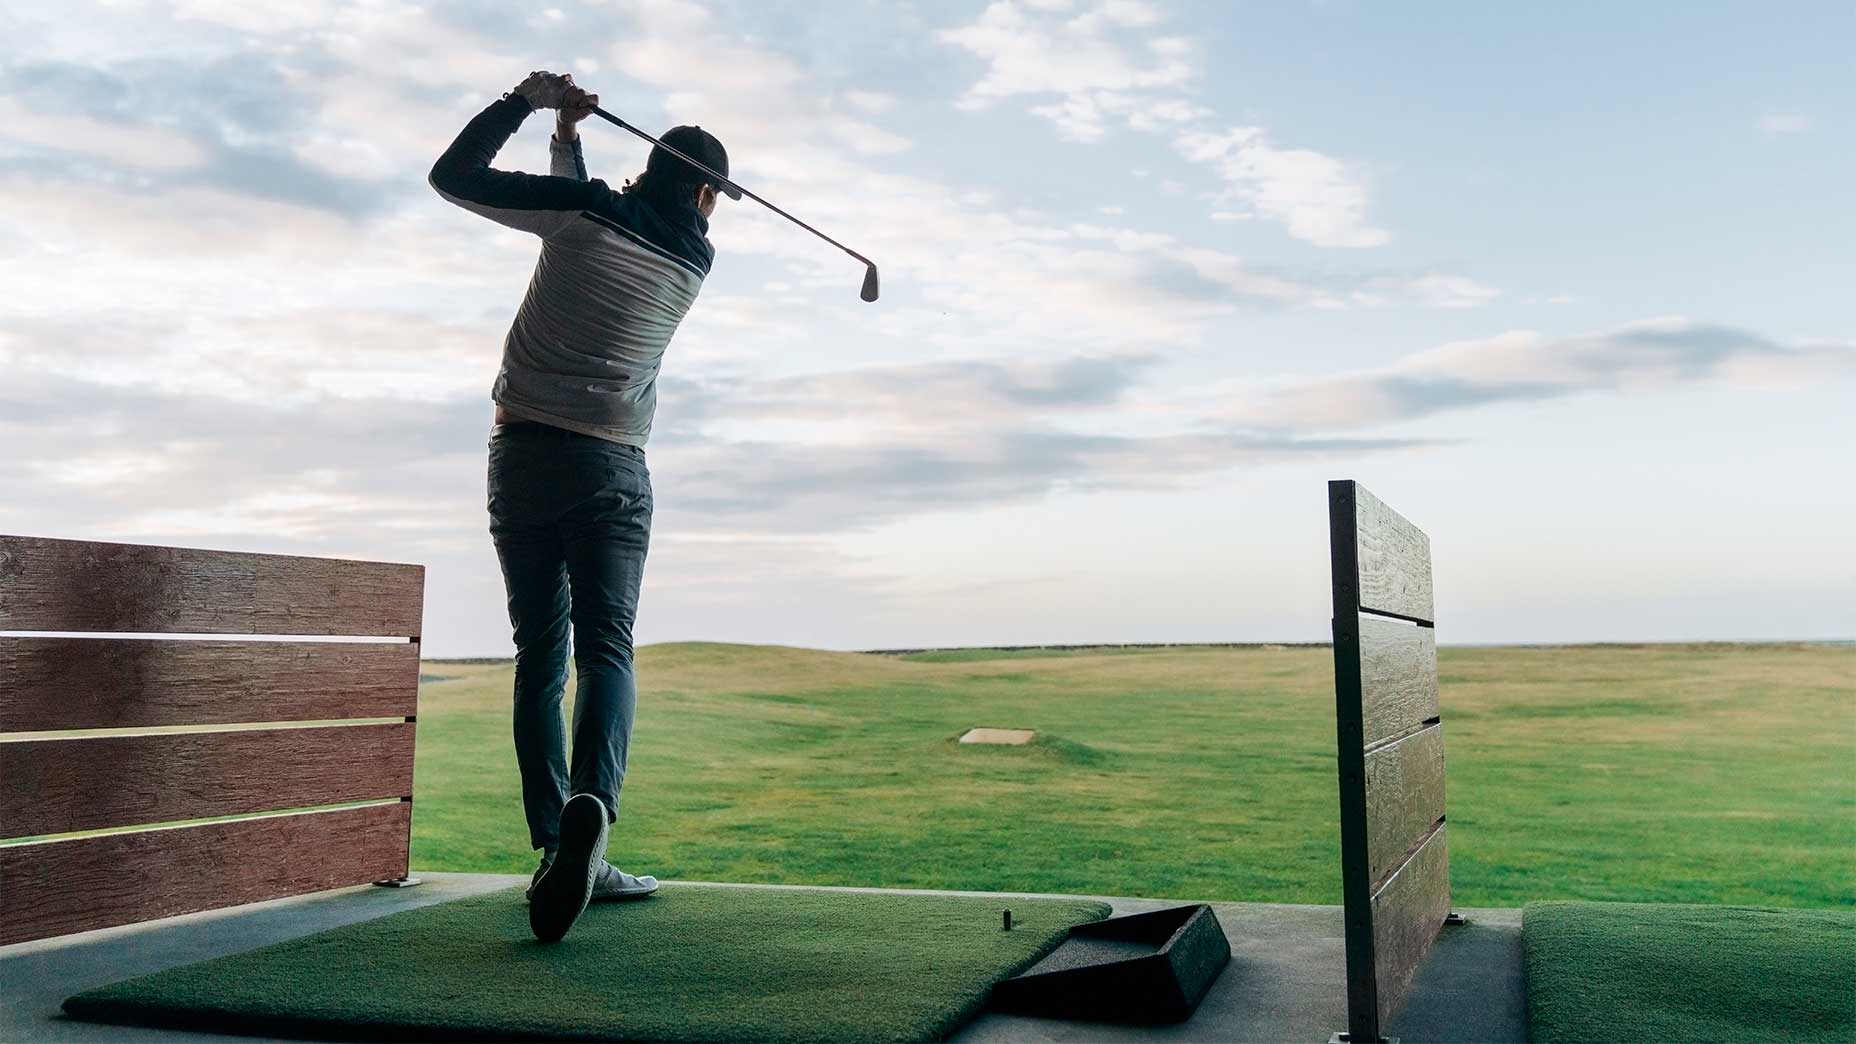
429,70,731,942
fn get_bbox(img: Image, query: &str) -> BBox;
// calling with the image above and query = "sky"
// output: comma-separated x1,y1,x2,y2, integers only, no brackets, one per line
1,1,1851,655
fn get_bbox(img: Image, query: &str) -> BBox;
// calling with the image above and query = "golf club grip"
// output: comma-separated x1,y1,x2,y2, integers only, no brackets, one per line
588,107,875,270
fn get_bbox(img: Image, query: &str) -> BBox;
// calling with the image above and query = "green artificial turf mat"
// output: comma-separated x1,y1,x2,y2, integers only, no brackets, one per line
64,884,1110,1042
1523,900,1856,1043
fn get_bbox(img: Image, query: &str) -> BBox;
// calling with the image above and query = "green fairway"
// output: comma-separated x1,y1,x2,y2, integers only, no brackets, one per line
411,642,1855,908
65,884,1108,1042
1523,901,1856,1042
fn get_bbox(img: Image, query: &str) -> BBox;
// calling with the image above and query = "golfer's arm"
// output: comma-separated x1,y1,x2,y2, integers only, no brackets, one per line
429,95,605,236
549,132,588,181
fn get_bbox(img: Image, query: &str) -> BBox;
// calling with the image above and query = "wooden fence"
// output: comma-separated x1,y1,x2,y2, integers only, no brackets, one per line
1327,481,1451,1043
0,536,423,946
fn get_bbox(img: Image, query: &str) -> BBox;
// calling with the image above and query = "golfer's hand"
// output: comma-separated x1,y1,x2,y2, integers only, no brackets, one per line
513,70,572,110
558,84,598,125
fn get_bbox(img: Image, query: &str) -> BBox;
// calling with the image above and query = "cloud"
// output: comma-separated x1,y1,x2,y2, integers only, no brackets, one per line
20,0,1812,655
1219,320,1856,431
0,0,1511,659
1758,111,1815,137
0,0,1489,424
649,353,1427,528
0,97,206,170
7,315,1841,545
646,351,1425,531
0,367,490,551
653,428,1420,532
937,0,1386,248
937,0,1195,141
0,58,396,218
671,354,1156,427
843,90,899,114
1174,127,1388,249
0,327,1420,547
543,8,1492,362
4,301,1840,656
638,320,1851,532
1405,274,1502,309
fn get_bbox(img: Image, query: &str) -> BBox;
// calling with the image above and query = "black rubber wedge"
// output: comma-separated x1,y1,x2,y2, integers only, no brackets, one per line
529,793,609,943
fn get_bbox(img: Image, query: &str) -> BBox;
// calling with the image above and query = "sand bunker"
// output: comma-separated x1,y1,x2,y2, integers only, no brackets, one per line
959,728,1036,745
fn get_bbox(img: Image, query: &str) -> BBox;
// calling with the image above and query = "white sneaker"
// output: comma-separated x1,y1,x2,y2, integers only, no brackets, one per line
591,861,659,900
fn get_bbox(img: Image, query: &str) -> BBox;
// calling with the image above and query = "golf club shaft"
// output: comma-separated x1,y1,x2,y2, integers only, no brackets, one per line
589,107,875,272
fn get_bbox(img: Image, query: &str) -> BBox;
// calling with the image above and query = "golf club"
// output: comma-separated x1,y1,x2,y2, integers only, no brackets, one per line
589,106,880,303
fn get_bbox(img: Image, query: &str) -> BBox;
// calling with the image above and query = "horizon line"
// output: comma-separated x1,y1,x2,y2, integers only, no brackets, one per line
420,637,1856,661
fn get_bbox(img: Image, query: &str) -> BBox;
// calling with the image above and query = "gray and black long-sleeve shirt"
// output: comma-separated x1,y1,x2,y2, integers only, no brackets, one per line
430,95,714,446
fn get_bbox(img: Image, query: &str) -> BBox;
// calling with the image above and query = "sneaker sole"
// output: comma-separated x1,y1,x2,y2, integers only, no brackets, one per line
529,794,608,943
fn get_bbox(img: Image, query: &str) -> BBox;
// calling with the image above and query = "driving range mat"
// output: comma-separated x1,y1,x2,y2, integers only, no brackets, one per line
1523,900,1856,1043
64,883,1111,1042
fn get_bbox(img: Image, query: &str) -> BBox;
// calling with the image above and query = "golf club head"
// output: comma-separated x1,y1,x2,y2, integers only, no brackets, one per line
860,265,880,302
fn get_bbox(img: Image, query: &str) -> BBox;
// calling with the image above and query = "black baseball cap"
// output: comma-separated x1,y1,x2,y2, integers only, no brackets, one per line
648,125,740,200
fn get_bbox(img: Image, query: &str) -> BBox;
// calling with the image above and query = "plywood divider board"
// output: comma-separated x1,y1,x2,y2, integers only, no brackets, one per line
1329,480,1447,1043
0,801,411,946
1351,485,1433,624
0,723,415,839
0,638,418,732
1369,822,1452,1032
0,536,424,636
1363,724,1446,886
1358,615,1439,748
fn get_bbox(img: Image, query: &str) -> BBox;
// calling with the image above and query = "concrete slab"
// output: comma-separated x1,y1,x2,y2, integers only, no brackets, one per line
1,874,1523,1043
1389,908,1526,1044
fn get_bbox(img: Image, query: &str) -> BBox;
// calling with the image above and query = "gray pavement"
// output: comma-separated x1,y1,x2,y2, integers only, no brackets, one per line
1,873,1523,1043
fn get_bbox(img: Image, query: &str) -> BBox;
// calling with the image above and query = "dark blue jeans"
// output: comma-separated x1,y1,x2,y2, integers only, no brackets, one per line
487,421,652,856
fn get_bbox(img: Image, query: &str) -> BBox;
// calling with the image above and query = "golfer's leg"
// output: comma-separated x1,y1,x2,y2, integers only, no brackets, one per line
559,446,652,823
498,538,572,853
489,439,573,856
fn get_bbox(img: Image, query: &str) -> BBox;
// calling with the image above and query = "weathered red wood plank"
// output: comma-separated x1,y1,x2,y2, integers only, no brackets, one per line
1353,485,1433,623
0,724,414,839
0,638,418,732
0,802,410,946
0,536,423,636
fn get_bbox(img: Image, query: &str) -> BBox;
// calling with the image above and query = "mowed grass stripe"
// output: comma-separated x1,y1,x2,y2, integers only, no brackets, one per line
410,643,1855,908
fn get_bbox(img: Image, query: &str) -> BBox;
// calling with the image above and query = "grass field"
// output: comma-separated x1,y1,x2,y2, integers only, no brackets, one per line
410,642,1855,908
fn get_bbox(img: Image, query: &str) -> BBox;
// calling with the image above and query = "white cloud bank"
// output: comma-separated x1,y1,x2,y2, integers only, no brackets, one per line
939,0,1389,248
1216,319,1854,431
4,1,1842,652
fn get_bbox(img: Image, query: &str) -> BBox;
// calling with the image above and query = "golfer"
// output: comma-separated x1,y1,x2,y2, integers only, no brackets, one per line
429,71,728,942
